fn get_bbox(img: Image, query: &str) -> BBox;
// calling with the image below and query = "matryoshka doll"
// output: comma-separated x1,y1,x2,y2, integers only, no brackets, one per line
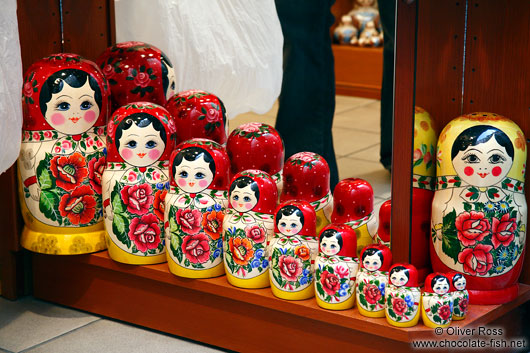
331,178,377,256
412,107,437,281
165,90,227,145
96,41,176,112
102,102,175,264
226,123,284,194
281,152,333,234
18,53,109,255
314,224,359,310
448,271,469,320
421,273,453,328
333,15,358,45
165,138,229,278
223,170,277,288
356,244,392,317
431,112,527,304
385,263,421,327
269,200,317,300
376,199,391,247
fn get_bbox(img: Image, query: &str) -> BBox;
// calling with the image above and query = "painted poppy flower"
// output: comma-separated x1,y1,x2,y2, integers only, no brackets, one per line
88,156,105,194
229,237,254,266
50,152,88,191
153,189,167,220
202,210,224,240
58,185,96,225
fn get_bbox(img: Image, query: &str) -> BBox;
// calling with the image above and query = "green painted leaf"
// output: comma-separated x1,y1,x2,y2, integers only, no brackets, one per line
359,294,368,308
36,158,54,190
39,190,60,223
111,184,124,214
441,209,460,264
113,214,130,247
316,283,326,297
433,314,442,323
463,203,472,212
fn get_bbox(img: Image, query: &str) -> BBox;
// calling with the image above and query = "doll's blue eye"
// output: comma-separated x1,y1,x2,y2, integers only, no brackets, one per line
179,171,188,178
80,101,92,110
330,244,336,249
489,154,505,164
233,195,239,201
280,222,286,227
145,140,157,149
57,102,70,111
243,196,251,202
290,223,297,228
126,140,137,148
195,172,205,179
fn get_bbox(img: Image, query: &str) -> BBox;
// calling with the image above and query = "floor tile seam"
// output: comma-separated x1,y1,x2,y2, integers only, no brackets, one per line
339,143,381,159
332,126,380,134
334,100,379,115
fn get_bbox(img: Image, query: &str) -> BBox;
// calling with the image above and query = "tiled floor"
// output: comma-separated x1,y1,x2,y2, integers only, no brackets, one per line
0,95,390,353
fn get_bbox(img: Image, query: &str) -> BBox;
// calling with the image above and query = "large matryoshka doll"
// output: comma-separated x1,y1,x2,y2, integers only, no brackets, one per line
448,271,469,321
412,107,437,280
376,199,391,247
315,224,359,310
331,178,377,256
269,200,317,300
281,152,333,234
431,112,527,304
421,273,453,328
385,263,421,328
102,102,175,264
18,53,109,255
96,41,176,112
356,244,392,317
165,138,230,278
226,123,284,194
223,170,277,288
165,90,228,145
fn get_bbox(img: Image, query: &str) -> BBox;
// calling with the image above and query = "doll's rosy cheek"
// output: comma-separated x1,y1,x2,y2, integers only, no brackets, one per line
51,113,65,125
121,148,133,160
464,166,474,176
148,149,161,160
199,180,208,188
177,178,186,187
245,203,253,210
84,110,96,123
492,166,502,177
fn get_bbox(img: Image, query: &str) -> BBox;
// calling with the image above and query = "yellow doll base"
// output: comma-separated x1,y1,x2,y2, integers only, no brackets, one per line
358,305,385,318
167,257,225,279
452,315,465,321
270,282,314,300
315,209,331,234
106,237,166,265
316,294,355,310
386,307,421,327
225,270,270,289
421,310,451,329
20,225,106,255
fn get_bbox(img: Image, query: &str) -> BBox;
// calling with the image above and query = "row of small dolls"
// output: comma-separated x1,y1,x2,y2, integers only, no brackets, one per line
333,0,383,47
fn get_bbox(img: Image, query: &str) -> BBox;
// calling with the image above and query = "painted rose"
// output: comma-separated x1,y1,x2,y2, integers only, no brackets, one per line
96,139,104,148
438,304,452,321
61,139,72,150
202,210,224,240
295,152,315,163
413,148,422,162
320,271,340,296
423,151,432,164
107,120,115,137
363,283,382,304
391,297,407,316
229,237,254,266
205,106,220,123
58,185,96,225
23,82,33,97
455,211,491,246
457,244,494,276
491,213,516,249
86,136,94,148
153,190,167,220
175,209,202,234
102,64,115,78
335,265,349,279
167,118,176,134
24,131,30,140
128,214,161,253
458,298,468,313
121,184,154,215
239,122,262,133
152,170,161,181
50,153,88,191
294,245,311,261
181,233,210,264
33,132,40,140
43,130,53,139
278,255,303,282
245,225,266,243
127,171,137,182
134,72,150,88
88,156,105,194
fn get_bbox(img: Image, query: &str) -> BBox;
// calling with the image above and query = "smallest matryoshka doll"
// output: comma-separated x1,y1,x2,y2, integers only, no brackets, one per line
331,178,378,256
223,170,278,289
421,273,453,328
315,224,359,310
448,271,469,321
165,138,230,278
269,200,318,300
164,90,228,146
281,152,333,234
385,263,421,327
226,123,285,194
376,199,391,247
356,244,392,317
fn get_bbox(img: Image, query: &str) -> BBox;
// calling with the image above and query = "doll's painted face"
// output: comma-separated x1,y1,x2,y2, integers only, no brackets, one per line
454,276,466,291
320,232,341,256
118,123,165,167
230,184,259,213
44,80,100,135
363,252,382,271
277,213,303,236
432,277,450,295
452,132,513,187
163,60,176,100
174,153,214,193
390,268,409,287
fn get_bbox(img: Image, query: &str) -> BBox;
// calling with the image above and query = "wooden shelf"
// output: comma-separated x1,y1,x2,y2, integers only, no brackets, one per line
32,251,530,353
333,45,383,99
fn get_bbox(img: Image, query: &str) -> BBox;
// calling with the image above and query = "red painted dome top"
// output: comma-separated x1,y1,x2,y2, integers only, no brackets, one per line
274,200,317,238
360,244,392,272
226,123,284,177
96,41,175,112
169,138,229,191
389,263,419,287
318,223,357,258
228,169,278,214
106,102,176,164
280,152,330,203
22,53,109,132
447,271,467,292
377,199,391,243
331,178,374,223
424,272,451,294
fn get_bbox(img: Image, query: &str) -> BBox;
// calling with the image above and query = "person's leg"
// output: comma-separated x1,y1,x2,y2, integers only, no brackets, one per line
275,0,339,190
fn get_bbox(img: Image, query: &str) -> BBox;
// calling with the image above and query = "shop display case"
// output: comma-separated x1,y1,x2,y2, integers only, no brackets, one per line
1,0,529,352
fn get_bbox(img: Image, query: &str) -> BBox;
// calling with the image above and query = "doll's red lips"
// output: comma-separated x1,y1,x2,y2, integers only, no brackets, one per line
478,173,489,178
137,153,146,158
69,117,80,123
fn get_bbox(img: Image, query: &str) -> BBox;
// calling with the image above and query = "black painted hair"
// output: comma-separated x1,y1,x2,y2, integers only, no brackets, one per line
431,275,450,289
229,176,259,200
39,68,102,116
319,228,343,249
276,205,304,227
173,146,215,178
452,273,464,285
390,266,410,280
451,125,514,160
161,52,174,96
362,247,384,263
115,112,167,150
